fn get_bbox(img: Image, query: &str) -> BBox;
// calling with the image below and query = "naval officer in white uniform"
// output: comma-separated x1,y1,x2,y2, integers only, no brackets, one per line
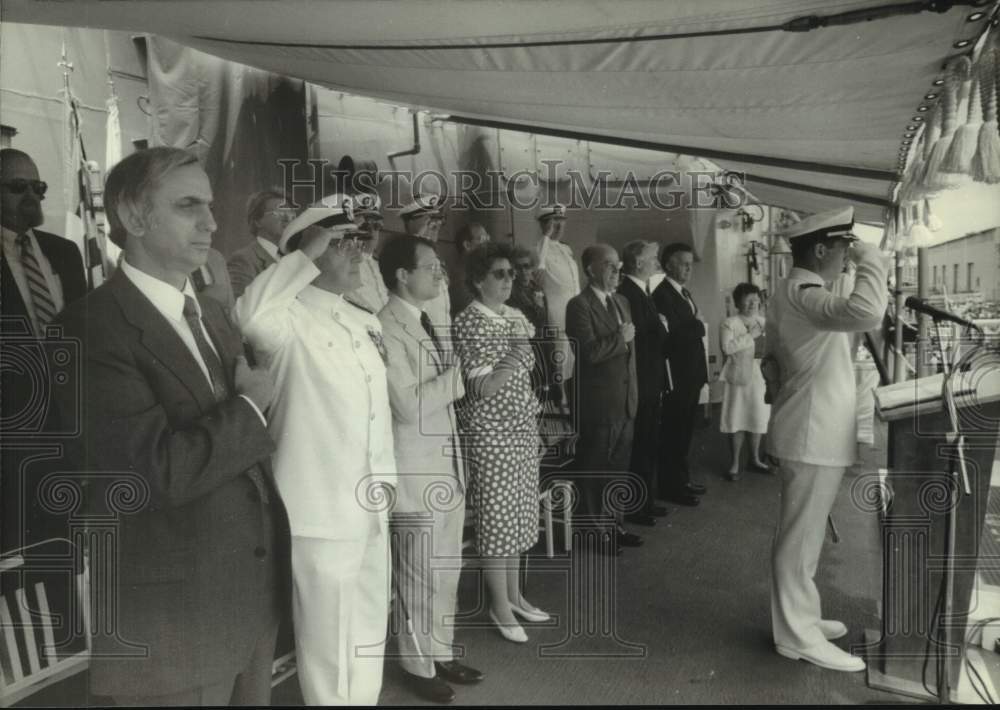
762,206,887,673
234,195,396,705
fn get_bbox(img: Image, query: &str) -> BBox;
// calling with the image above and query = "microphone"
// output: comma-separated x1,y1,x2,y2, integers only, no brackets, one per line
904,296,981,331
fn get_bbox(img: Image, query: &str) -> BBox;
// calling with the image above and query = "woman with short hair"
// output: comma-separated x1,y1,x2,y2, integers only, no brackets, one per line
719,282,770,479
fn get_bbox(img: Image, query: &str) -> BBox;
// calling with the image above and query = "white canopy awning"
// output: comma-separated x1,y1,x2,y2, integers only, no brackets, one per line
7,0,993,222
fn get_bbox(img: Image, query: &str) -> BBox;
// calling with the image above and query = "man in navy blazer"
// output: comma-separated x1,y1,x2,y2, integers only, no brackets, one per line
652,242,708,507
566,244,642,554
617,240,670,525
54,147,289,705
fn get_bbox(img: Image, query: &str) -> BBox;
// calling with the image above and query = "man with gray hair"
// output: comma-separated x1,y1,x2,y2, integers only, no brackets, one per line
566,243,642,555
617,240,670,526
54,146,287,705
228,187,293,298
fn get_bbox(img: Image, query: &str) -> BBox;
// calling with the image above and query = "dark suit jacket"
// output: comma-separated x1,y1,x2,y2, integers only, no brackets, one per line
1,228,87,334
53,269,290,697
652,279,708,391
617,276,669,401
565,287,638,427
1,229,88,549
227,239,276,299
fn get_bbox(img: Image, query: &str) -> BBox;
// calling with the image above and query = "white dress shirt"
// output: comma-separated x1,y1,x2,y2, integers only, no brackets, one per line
234,251,397,540
119,259,266,425
1,226,66,335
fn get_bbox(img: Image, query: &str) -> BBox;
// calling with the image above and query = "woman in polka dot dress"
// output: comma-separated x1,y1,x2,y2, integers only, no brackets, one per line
454,242,546,643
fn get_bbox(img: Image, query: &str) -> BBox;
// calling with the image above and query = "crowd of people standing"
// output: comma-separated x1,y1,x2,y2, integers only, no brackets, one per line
1,143,885,706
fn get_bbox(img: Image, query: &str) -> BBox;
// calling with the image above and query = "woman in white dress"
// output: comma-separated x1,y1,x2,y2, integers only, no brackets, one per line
719,283,770,479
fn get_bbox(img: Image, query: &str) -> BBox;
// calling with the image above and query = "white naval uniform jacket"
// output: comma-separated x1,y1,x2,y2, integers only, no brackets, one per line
764,253,887,467
234,251,397,540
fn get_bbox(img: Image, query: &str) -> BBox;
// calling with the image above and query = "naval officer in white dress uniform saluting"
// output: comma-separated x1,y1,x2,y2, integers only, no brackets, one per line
234,194,396,705
762,206,887,674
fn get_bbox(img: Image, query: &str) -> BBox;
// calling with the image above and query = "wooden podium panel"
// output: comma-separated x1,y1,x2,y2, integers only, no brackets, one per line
866,364,1000,700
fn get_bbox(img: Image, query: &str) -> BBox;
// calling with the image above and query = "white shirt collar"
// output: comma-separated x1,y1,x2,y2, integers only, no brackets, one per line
256,237,279,260
120,258,199,322
625,274,647,291
648,272,666,291
666,276,688,296
589,283,612,301
395,295,424,322
1,225,35,253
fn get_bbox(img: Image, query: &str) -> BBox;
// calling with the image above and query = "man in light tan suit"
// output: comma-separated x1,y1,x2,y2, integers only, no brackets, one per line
377,235,483,704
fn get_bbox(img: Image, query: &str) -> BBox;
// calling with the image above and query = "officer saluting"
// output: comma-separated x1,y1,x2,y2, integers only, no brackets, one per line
762,206,887,673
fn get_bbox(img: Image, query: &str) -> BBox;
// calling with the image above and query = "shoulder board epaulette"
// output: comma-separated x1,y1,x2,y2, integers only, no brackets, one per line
798,283,822,291
346,299,374,315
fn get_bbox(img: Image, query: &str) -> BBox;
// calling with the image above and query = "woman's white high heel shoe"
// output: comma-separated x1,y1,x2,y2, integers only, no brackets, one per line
488,608,528,643
510,602,551,622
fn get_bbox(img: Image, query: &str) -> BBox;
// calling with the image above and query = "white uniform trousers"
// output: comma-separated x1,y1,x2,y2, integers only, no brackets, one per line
291,518,390,706
390,506,465,678
770,459,847,651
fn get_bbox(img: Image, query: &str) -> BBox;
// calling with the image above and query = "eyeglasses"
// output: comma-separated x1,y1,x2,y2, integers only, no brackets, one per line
263,209,295,221
490,268,516,280
602,262,623,272
1,179,47,196
413,261,444,275
335,232,374,253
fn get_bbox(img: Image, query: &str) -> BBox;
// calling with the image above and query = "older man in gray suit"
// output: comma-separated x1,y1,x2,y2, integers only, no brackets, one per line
377,235,483,704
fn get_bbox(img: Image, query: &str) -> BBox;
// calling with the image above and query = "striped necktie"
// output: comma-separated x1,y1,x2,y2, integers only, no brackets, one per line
17,233,57,334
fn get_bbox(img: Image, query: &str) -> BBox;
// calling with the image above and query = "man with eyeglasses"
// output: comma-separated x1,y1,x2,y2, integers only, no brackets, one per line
376,236,482,704
566,244,642,556
1,149,87,338
228,188,292,299
346,192,389,313
234,193,396,705
1,148,88,556
400,193,450,343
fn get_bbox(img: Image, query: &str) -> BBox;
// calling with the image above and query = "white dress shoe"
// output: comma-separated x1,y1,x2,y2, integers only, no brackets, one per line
775,640,866,672
511,602,551,622
488,609,527,643
818,619,848,641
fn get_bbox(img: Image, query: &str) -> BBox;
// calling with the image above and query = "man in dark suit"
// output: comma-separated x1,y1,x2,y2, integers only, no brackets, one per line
54,147,289,705
652,242,708,507
566,244,642,555
1,148,88,551
617,240,670,525
227,187,289,298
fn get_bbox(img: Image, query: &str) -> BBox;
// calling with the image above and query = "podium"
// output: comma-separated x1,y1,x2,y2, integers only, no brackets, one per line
865,359,1000,702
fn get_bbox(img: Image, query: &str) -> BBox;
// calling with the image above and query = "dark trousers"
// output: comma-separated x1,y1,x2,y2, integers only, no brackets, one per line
658,383,701,495
628,395,662,514
110,621,280,707
574,416,635,523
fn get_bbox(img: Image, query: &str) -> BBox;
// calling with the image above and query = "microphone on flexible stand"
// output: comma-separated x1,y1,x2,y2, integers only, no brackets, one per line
903,296,982,333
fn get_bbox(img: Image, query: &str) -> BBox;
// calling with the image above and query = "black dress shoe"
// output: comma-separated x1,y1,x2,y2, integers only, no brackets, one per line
616,529,644,547
664,492,701,507
650,504,668,517
683,482,707,495
401,670,455,703
434,660,484,685
625,513,656,527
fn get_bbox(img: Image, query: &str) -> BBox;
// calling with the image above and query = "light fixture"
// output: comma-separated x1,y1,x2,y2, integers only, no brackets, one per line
968,12,985,21
734,203,765,232
953,39,971,48
917,105,930,112
933,78,945,86
913,115,925,122
924,93,938,100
